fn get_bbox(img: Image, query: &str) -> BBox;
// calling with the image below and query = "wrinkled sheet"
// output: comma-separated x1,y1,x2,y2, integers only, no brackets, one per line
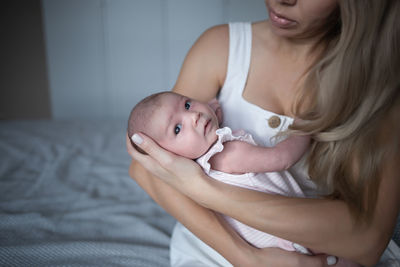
0,120,175,266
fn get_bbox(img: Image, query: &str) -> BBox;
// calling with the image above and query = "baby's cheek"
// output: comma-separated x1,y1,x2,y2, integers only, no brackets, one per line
191,143,209,159
176,140,200,159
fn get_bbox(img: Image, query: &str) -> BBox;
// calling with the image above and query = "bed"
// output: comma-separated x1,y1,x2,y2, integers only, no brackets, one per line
0,120,175,266
0,120,399,266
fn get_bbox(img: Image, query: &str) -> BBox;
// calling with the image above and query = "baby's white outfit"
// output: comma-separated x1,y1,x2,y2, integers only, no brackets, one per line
196,127,305,250
170,22,318,267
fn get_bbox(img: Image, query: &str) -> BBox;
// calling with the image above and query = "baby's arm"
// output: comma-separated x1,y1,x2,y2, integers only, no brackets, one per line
209,134,310,174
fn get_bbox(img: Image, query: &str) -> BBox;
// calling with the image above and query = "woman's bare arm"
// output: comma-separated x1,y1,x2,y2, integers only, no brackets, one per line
172,25,228,101
195,161,400,267
129,159,258,265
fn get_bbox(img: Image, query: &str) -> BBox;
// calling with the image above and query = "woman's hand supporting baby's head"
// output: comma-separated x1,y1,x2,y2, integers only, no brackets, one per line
126,132,207,196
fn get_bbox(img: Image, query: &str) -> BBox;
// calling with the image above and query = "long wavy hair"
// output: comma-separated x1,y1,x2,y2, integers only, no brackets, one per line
292,0,400,222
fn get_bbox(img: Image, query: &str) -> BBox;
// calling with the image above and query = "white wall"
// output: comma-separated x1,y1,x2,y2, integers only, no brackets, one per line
42,0,267,120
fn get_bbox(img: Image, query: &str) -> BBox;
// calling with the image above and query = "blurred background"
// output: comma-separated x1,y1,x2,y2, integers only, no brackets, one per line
0,0,267,120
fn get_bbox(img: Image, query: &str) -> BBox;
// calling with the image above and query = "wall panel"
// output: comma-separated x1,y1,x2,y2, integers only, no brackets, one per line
43,0,266,119
105,0,165,119
43,0,107,119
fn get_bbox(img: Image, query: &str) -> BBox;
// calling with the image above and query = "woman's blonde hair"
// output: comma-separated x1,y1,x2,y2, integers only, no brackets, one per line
292,0,400,222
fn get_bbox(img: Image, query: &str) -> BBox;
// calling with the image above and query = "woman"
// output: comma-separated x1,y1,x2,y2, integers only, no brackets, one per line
127,0,400,266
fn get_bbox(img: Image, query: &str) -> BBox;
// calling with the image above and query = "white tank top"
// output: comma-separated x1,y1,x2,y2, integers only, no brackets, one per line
219,22,322,197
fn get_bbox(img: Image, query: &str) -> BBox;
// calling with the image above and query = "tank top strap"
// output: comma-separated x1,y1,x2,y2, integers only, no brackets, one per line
221,22,252,97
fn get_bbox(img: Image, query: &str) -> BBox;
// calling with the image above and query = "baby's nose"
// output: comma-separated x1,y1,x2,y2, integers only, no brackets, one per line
190,111,201,124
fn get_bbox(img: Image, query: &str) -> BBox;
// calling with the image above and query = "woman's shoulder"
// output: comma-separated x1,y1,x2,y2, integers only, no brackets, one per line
190,24,229,59
173,24,229,100
202,23,229,38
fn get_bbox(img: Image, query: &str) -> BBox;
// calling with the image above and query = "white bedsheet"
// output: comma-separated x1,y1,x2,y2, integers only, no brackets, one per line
0,120,175,266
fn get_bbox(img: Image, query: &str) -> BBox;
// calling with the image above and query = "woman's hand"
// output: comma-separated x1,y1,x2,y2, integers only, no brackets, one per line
126,133,207,195
249,247,338,267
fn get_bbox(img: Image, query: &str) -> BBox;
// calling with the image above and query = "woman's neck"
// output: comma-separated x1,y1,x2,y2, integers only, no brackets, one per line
257,20,326,63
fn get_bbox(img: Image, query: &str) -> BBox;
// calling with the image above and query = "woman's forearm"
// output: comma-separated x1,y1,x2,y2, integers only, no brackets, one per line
129,161,337,267
192,176,393,266
128,160,257,266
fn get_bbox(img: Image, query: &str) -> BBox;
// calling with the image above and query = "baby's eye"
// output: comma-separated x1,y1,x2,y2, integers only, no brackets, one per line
185,101,191,110
174,124,182,135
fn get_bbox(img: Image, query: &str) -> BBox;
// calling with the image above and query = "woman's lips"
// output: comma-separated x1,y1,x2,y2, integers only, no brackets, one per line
269,9,297,28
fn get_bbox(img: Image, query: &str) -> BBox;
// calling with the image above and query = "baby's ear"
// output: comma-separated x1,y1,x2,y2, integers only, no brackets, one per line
208,98,223,125
215,107,223,126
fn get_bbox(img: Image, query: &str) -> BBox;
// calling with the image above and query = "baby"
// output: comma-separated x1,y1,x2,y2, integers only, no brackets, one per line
128,91,358,266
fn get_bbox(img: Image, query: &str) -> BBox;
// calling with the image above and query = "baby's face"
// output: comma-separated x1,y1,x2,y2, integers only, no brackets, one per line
148,93,219,159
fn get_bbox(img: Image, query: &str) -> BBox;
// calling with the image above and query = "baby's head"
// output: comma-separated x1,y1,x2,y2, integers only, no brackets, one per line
128,91,219,159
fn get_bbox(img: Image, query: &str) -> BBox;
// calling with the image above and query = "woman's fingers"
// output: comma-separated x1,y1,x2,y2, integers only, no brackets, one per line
254,247,338,267
128,132,206,192
126,133,170,179
126,133,136,157
131,133,176,167
300,254,338,267
289,253,338,267
126,132,168,166
129,132,198,178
